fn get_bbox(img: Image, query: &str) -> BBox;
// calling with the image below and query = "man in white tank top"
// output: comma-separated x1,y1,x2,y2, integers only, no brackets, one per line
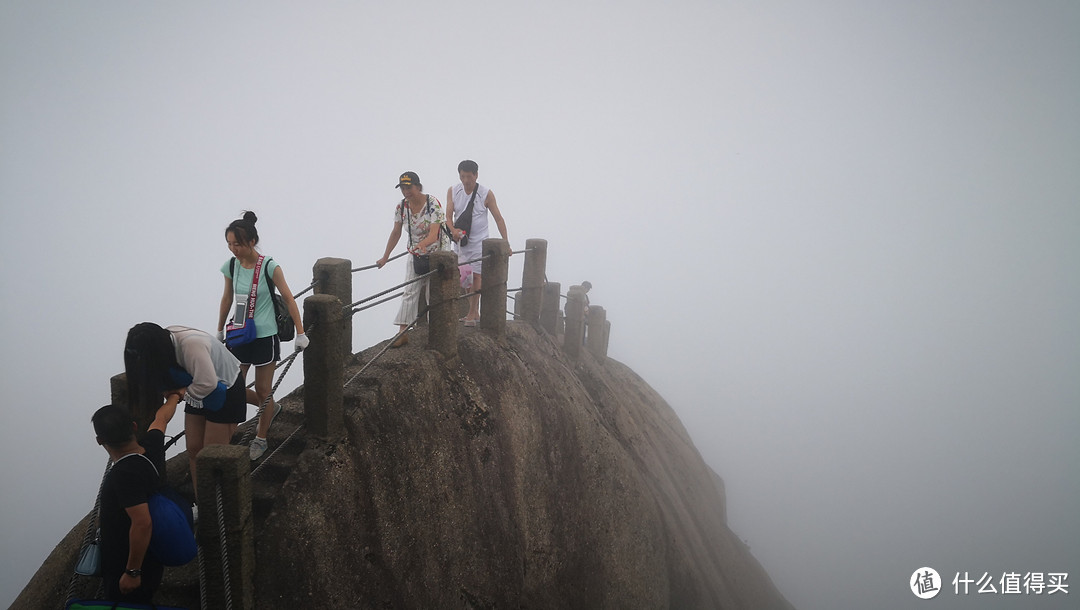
446,159,510,325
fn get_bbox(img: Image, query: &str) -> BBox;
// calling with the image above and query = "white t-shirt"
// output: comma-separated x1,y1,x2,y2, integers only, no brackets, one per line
451,183,491,242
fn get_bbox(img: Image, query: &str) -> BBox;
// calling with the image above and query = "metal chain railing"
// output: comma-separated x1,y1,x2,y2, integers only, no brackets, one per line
345,268,437,311
215,480,234,610
352,251,407,273
292,279,318,299
196,480,236,610
350,292,403,316
197,547,208,610
250,421,306,478
342,306,427,390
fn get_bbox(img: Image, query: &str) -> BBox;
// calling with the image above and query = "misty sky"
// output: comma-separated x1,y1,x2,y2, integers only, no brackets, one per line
2,2,1078,609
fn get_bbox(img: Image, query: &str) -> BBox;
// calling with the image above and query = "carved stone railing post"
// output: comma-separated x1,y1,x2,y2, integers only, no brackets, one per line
563,285,586,358
428,250,460,365
196,445,255,610
540,281,561,335
110,372,149,430
303,294,344,441
519,238,547,326
479,238,511,339
312,257,352,358
586,305,607,360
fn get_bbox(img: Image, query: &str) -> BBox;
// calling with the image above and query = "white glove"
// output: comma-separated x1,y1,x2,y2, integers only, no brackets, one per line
294,333,310,351
216,329,225,343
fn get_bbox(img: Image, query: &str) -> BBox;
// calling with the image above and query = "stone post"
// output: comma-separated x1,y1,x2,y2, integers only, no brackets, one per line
586,305,607,360
313,257,353,358
540,281,561,335
303,294,344,441
110,371,147,429
196,445,255,610
427,250,459,365
519,239,547,326
563,285,586,358
602,320,611,357
479,238,511,338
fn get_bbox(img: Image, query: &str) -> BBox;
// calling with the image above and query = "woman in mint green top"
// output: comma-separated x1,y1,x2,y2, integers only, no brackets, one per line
217,211,308,461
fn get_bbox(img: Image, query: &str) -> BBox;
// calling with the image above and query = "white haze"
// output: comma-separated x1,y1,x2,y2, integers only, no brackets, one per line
2,2,1078,609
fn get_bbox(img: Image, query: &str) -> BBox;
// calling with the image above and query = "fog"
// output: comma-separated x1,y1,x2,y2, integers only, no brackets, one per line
2,2,1077,608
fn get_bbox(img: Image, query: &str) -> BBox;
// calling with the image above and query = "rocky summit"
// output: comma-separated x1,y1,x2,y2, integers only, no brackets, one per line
17,321,792,609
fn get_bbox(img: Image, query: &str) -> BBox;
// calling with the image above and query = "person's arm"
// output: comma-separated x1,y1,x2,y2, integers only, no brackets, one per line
217,275,233,336
378,222,403,268
271,265,304,338
119,503,152,594
486,190,509,246
150,390,183,433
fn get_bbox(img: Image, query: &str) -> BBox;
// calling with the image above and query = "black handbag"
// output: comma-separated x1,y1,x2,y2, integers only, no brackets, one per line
454,184,480,247
412,254,431,275
405,197,438,276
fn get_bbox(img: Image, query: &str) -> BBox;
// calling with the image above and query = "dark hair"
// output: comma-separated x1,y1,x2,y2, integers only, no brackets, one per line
457,160,478,174
226,211,259,246
92,404,136,446
124,322,178,413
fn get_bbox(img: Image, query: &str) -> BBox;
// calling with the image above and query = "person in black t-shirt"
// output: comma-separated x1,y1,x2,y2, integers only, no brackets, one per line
91,395,179,603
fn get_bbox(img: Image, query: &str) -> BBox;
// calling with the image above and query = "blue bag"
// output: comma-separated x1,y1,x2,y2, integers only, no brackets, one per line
147,490,197,566
137,455,197,567
225,255,264,348
224,319,257,349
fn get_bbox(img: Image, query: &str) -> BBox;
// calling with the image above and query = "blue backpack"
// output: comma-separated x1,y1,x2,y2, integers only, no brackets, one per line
137,455,198,566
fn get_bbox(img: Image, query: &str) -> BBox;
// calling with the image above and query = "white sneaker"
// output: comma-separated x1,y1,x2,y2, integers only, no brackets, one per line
249,437,268,461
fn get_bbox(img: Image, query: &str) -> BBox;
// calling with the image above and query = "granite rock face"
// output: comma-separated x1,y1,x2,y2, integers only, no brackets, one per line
17,322,792,609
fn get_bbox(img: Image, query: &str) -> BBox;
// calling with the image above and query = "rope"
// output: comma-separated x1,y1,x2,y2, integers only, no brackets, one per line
459,252,492,266
250,422,307,478
453,289,480,302
352,251,408,272
293,279,318,299
350,291,404,316
197,547,208,610
342,307,427,390
65,459,111,606
509,248,533,255
346,268,437,310
216,480,234,610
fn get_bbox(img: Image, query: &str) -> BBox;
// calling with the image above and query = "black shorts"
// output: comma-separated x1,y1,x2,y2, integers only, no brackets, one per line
228,335,280,367
184,372,247,424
